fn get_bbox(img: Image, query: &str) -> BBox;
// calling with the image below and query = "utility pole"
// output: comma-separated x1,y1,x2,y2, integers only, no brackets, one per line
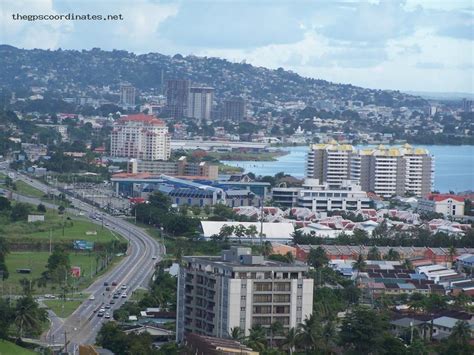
259,200,264,245
49,229,52,254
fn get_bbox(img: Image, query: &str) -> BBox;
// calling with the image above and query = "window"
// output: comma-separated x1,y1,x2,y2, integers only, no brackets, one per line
297,284,302,288
297,307,302,311
241,296,246,300
240,307,246,311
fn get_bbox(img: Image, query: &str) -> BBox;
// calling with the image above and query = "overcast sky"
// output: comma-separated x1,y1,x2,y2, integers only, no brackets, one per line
1,0,473,93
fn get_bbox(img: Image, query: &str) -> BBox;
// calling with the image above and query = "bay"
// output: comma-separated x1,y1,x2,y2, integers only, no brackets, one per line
222,145,474,193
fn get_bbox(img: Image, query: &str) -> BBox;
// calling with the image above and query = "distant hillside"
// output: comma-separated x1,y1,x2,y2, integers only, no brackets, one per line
0,45,427,110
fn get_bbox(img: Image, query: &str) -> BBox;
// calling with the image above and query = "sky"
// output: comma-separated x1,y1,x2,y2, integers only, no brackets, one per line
1,0,473,93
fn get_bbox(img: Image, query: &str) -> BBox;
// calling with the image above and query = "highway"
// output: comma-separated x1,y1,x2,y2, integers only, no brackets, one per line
3,168,164,353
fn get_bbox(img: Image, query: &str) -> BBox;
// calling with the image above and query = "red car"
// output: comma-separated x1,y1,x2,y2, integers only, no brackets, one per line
111,281,117,286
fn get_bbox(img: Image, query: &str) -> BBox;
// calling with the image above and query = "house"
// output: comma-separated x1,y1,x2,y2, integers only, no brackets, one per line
182,333,258,355
418,194,465,218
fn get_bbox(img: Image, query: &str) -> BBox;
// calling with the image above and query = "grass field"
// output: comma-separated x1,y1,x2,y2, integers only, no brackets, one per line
0,340,36,355
43,299,83,318
3,209,120,243
3,251,124,295
14,181,45,198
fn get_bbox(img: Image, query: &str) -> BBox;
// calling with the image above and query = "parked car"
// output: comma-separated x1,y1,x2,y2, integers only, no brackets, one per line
89,295,95,301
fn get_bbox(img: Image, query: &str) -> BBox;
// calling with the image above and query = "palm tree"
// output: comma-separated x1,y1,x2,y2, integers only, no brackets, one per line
297,314,321,351
450,320,471,345
269,321,283,348
14,296,47,339
282,327,299,355
230,326,244,341
353,253,367,284
246,325,267,352
402,258,414,271
385,248,401,261
448,245,457,266
367,246,381,260
262,241,273,257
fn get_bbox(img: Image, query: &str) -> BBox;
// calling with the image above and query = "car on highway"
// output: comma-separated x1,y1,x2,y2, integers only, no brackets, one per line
104,312,111,319
111,281,117,286
103,282,109,286
99,307,106,313
121,284,127,290
113,293,120,299
105,304,111,309
110,299,115,305
105,286,111,291
89,295,95,301
152,256,157,260
97,312,104,317
121,293,127,298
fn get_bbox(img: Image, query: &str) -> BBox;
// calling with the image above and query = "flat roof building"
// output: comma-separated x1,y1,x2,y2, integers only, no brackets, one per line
176,247,313,342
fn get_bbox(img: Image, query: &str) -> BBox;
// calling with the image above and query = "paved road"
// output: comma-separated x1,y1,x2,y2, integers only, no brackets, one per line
4,169,164,353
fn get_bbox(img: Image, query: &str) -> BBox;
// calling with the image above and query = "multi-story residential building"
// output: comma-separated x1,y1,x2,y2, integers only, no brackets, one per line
120,84,136,107
418,194,465,218
110,114,170,161
223,97,246,121
307,143,433,198
306,142,355,188
187,87,214,121
272,179,372,211
166,79,190,118
176,247,313,342
127,156,219,179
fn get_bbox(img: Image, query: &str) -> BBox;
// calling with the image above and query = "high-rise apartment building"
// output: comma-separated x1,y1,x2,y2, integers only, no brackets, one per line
110,114,170,161
187,87,214,121
223,97,246,121
306,142,356,188
166,79,190,118
120,84,136,107
307,143,433,197
176,247,313,342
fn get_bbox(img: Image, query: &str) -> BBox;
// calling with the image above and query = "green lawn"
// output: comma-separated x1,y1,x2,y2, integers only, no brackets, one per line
0,340,36,355
3,209,119,243
13,180,45,198
3,251,124,295
43,299,83,318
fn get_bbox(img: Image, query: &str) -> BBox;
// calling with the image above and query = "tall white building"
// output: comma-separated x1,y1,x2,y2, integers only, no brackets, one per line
187,87,214,121
177,247,313,342
307,143,433,198
110,114,170,161
306,142,356,188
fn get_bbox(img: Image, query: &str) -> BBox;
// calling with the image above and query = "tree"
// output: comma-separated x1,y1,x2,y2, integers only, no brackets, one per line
269,321,283,348
96,322,129,354
262,241,273,257
0,196,11,211
0,299,13,339
307,247,329,268
10,202,31,221
58,205,65,214
282,327,299,355
230,326,244,341
37,203,47,213
297,314,322,351
353,253,367,283
385,248,401,261
442,320,474,355
367,246,382,260
246,325,267,352
339,306,389,354
234,224,247,244
149,191,171,212
14,295,48,339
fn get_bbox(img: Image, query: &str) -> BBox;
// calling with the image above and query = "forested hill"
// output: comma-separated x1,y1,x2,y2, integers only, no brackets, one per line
0,45,427,109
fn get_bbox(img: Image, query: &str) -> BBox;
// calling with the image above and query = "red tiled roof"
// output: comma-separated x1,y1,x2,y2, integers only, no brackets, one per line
427,194,464,202
118,114,165,125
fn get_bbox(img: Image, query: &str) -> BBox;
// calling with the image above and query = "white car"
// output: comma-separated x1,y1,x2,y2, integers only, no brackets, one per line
104,312,111,319
89,295,95,301
99,307,106,313
121,293,127,298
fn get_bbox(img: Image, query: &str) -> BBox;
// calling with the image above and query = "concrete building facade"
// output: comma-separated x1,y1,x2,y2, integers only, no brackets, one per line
110,114,170,161
166,79,190,118
418,194,465,218
307,143,433,198
177,247,313,342
187,87,214,121
272,179,372,211
120,84,136,107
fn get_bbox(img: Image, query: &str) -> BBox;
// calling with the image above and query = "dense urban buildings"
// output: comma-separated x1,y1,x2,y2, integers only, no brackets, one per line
187,87,214,121
166,79,190,118
119,84,136,108
110,114,171,161
176,247,313,342
272,178,372,211
307,142,433,197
